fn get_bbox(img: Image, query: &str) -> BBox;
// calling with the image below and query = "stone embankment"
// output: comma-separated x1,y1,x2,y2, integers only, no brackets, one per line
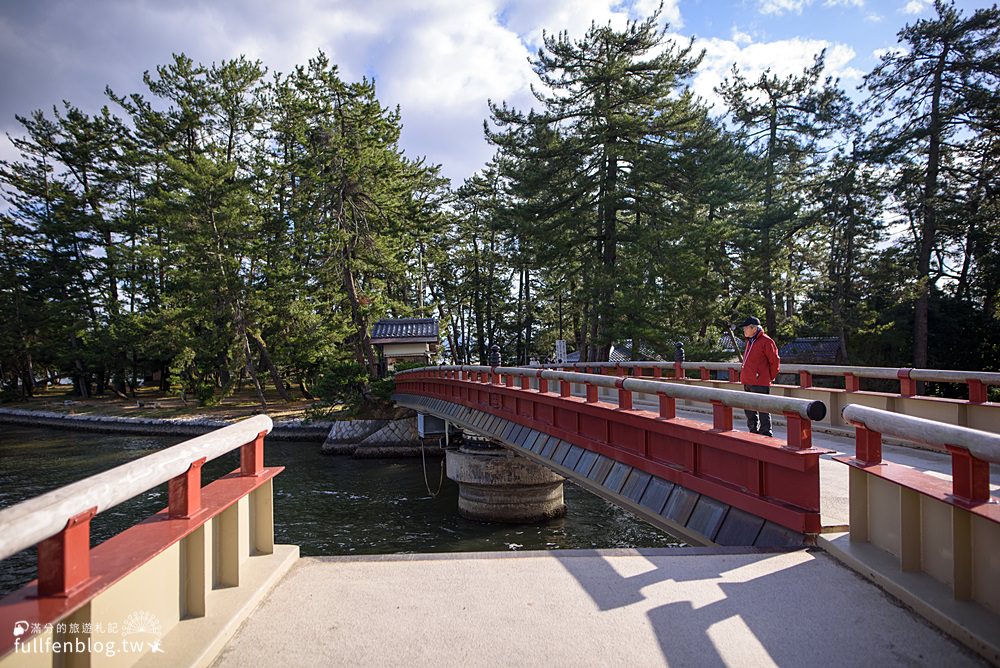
321,415,443,458
0,407,332,441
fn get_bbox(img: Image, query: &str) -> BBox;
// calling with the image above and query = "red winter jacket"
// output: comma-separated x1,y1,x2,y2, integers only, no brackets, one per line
742,330,780,386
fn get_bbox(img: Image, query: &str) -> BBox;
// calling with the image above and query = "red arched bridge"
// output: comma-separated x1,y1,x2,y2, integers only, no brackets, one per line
394,366,831,545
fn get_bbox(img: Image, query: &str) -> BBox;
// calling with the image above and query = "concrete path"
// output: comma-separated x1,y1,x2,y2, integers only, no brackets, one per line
213,549,986,667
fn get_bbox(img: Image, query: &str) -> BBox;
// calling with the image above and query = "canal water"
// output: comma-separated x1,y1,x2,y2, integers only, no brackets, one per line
0,425,683,597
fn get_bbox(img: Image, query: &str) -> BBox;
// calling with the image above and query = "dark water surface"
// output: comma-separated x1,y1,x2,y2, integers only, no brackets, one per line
0,425,683,596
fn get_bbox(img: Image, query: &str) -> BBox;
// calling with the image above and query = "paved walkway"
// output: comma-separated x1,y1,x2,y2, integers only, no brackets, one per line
213,549,985,667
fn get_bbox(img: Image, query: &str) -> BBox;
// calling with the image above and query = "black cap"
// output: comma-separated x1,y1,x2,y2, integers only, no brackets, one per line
737,316,761,328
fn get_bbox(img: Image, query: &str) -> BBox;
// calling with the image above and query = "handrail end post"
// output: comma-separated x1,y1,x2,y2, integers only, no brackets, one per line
712,401,733,431
37,506,98,597
854,424,882,465
240,430,268,477
169,457,207,519
945,445,991,504
784,412,811,449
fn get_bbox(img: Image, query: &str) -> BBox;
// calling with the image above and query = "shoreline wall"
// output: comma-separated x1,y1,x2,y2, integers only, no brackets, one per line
0,408,331,442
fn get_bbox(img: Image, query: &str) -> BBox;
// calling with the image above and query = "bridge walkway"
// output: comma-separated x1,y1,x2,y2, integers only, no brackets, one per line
212,549,985,667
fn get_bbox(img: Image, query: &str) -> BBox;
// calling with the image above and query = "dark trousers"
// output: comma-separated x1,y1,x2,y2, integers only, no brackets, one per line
743,384,771,435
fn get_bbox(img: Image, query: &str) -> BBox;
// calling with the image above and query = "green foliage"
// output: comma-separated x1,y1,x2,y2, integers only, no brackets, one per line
314,362,370,405
0,2,997,403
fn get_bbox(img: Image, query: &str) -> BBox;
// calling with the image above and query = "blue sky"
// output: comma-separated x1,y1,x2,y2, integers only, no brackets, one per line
0,0,989,185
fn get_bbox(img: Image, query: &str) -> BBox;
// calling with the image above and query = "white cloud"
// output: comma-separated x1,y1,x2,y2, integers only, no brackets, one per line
902,0,931,14
731,28,754,46
824,0,864,6
758,0,813,16
873,46,908,59
499,0,681,49
0,0,691,185
692,36,860,111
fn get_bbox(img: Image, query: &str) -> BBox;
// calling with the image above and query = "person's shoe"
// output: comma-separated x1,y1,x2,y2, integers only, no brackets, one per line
760,431,773,437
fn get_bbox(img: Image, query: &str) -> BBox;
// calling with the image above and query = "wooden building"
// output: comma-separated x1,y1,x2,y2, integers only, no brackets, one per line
370,318,439,375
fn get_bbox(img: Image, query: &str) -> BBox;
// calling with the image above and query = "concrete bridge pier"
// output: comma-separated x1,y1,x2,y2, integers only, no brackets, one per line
446,444,566,522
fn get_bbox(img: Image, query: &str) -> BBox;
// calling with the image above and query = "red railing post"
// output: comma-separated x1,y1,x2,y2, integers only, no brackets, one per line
784,413,812,449
700,367,710,381
240,430,267,477
854,425,882,465
728,367,740,384
37,506,97,597
168,457,207,518
711,401,733,431
845,373,859,392
658,394,676,419
615,379,632,410
653,367,662,379
560,380,571,397
505,374,513,388
538,373,548,394
674,361,683,379
799,371,813,388
898,368,916,397
520,375,530,390
968,379,987,404
945,445,991,503
585,383,598,403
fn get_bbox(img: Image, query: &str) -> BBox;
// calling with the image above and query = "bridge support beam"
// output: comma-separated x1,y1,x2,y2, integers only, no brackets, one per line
446,447,566,523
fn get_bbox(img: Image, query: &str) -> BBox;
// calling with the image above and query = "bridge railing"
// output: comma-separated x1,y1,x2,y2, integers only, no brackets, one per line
0,415,290,667
396,366,832,534
833,404,1000,617
414,365,826,448
533,361,999,434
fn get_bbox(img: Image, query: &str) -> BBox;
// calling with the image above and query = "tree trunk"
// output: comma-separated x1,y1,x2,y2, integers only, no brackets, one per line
249,331,291,402
914,49,948,370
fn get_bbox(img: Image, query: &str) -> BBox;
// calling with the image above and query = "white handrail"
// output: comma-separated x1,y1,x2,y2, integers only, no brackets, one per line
0,414,273,562
529,361,1000,385
842,405,1000,464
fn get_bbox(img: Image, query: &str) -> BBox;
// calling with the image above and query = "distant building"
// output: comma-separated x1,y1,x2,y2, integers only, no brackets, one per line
370,318,439,375
778,337,842,364
563,339,666,363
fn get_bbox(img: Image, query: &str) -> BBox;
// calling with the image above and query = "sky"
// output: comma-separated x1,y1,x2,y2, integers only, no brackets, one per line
0,0,990,186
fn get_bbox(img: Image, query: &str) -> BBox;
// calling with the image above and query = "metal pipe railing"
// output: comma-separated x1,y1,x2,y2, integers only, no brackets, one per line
0,414,273,562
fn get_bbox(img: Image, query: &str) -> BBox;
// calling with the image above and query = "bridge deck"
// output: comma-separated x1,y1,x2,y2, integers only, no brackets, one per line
213,549,983,667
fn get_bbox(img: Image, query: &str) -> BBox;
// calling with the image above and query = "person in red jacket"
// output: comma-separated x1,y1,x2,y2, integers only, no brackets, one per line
737,316,780,437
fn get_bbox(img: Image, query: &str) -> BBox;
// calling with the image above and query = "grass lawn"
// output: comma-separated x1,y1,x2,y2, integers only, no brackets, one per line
3,384,340,423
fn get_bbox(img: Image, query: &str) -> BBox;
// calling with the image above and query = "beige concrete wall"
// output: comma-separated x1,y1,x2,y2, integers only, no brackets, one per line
920,496,953,587
867,476,901,558
967,404,1000,432
972,515,1000,615
89,543,181,667
896,397,963,426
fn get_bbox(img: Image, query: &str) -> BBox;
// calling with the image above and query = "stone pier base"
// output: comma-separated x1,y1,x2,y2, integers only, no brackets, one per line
446,446,566,523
